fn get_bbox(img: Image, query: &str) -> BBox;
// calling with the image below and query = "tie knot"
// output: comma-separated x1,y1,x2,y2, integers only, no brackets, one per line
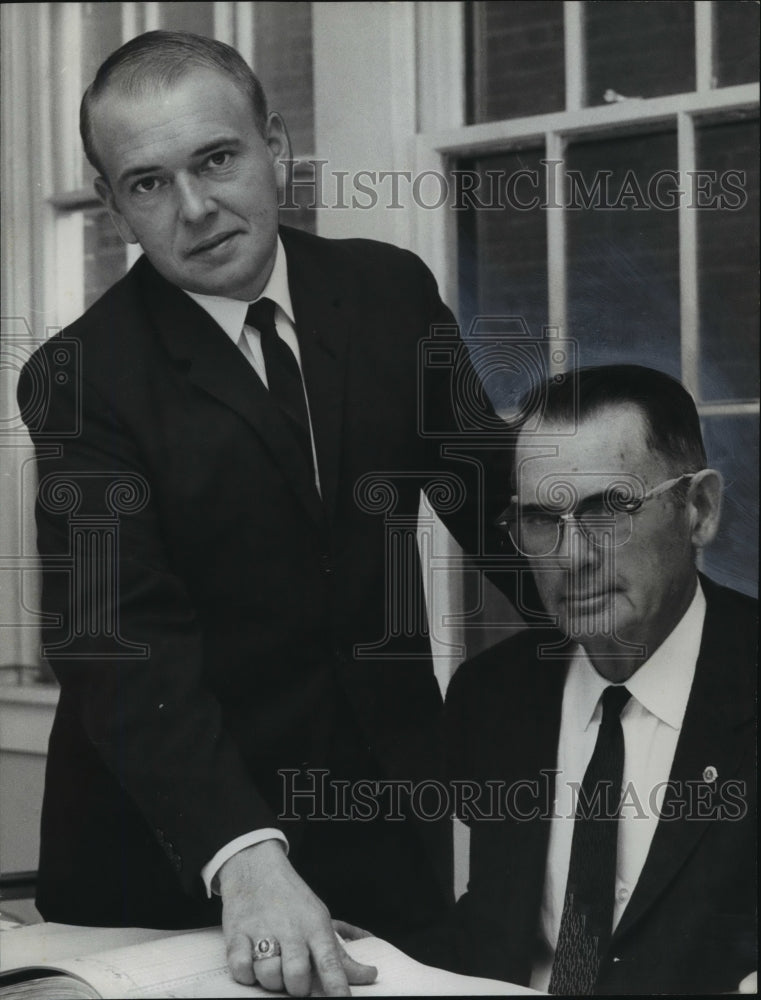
246,297,276,333
601,684,631,722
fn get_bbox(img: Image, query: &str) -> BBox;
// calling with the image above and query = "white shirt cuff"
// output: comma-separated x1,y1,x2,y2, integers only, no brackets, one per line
201,830,290,897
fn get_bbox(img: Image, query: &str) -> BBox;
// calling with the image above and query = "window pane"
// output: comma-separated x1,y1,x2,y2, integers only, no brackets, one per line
468,1,565,123
715,0,760,88
701,414,758,597
697,118,760,402
81,2,123,95
81,1,124,184
157,2,215,37
457,151,549,329
456,150,550,417
84,206,127,310
585,1,695,106
565,130,681,374
254,2,315,156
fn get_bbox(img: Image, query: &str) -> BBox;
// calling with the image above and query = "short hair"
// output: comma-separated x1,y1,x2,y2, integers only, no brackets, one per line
80,30,268,179
522,364,708,473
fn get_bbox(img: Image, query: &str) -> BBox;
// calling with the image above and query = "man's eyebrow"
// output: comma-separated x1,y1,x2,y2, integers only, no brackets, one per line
117,163,164,187
116,138,243,187
517,490,610,512
514,502,548,514
191,136,243,159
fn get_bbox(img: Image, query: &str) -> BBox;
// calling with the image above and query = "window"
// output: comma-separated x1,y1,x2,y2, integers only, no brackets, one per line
468,1,565,122
417,1,759,610
715,0,761,87
584,1,696,104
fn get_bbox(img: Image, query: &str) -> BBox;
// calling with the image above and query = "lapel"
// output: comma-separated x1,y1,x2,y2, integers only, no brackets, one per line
509,653,567,880
280,226,355,526
510,646,567,789
496,644,568,978
611,579,754,943
137,256,325,528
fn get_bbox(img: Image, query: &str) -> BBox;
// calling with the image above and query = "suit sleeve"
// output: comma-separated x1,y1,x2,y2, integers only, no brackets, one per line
19,350,281,898
415,262,540,615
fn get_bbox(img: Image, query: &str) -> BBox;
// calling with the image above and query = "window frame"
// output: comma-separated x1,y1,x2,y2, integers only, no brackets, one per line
413,1,760,418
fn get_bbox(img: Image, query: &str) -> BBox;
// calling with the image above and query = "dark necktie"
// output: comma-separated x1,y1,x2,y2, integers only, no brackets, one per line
549,684,632,995
246,297,313,475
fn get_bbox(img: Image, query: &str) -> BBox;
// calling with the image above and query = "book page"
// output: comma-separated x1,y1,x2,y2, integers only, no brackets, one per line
2,929,263,999
50,929,254,998
0,923,186,972
1,926,542,997
344,937,542,996
0,970,101,999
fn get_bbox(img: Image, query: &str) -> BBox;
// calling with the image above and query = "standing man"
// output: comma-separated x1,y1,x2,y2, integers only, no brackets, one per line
437,365,756,994
18,31,507,997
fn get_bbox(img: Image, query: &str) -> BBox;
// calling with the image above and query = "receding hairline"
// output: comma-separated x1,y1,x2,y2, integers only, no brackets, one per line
516,400,654,453
80,31,269,179
513,398,694,495
86,56,261,103
84,66,267,184
515,364,707,473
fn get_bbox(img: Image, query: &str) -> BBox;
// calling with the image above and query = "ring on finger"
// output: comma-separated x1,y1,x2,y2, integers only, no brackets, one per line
252,937,282,961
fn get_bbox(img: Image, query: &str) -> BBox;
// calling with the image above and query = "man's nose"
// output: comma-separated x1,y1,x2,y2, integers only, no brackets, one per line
175,175,216,223
559,514,602,567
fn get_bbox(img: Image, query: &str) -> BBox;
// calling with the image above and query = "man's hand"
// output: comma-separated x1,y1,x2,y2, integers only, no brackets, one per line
219,840,377,996
737,970,757,994
332,919,373,942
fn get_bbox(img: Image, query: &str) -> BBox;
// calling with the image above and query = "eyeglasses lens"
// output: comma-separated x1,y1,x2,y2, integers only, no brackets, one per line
508,504,633,555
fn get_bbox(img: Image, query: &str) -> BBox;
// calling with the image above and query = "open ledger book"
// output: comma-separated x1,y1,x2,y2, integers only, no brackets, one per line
0,923,541,997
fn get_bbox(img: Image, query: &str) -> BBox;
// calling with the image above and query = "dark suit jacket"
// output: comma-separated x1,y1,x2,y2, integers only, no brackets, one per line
18,226,509,934
435,576,757,994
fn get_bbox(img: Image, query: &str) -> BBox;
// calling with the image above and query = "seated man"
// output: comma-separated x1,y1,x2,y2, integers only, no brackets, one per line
439,365,757,994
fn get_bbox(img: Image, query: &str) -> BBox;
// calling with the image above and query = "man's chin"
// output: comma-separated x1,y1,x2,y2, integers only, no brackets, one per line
175,262,261,301
152,238,274,301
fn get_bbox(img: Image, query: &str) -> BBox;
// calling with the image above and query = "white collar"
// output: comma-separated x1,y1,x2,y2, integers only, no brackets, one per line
183,236,295,343
569,580,706,732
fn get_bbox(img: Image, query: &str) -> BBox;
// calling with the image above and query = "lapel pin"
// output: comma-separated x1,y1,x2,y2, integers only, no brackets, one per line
702,765,718,783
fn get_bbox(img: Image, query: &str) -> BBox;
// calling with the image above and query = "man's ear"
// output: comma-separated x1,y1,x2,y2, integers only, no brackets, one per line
94,176,139,245
263,112,292,197
686,468,723,549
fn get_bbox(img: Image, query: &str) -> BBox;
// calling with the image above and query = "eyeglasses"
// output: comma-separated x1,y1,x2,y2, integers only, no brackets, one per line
497,474,695,556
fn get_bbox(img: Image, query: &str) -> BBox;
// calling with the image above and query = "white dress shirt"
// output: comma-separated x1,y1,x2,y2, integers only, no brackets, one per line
184,237,318,894
530,582,706,991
